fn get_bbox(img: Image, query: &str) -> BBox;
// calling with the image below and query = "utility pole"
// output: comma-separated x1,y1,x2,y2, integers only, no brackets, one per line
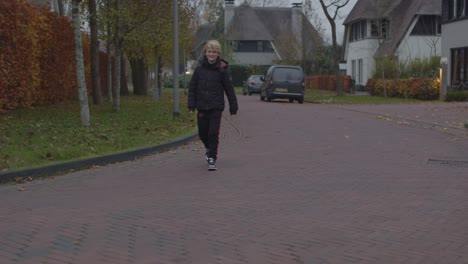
172,0,180,118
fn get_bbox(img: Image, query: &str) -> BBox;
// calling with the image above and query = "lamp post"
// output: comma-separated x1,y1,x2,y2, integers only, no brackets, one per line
172,0,180,118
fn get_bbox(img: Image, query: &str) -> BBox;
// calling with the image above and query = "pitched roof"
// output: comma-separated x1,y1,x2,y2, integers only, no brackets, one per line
227,4,323,59
191,24,215,61
344,0,441,57
229,5,273,40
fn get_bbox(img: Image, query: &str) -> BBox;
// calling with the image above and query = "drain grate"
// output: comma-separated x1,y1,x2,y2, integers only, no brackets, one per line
427,158,468,168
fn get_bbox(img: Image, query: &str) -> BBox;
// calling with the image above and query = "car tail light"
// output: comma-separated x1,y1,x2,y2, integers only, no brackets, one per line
302,81,305,90
269,80,273,88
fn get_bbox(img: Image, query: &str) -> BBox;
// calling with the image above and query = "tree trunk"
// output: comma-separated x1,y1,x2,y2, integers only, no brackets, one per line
72,0,90,126
57,0,64,16
381,59,387,97
112,0,121,112
157,55,163,97
331,22,343,96
89,0,102,104
130,56,148,95
120,55,129,96
106,0,112,102
106,39,113,102
113,42,121,111
318,0,348,96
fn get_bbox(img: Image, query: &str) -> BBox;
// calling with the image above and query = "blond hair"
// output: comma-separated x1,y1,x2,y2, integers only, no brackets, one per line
204,40,222,54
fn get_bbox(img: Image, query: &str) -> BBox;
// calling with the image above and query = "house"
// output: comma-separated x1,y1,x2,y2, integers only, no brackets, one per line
342,0,442,86
440,0,468,98
193,1,323,67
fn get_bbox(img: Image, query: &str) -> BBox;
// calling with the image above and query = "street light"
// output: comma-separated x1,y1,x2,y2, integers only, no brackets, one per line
173,0,180,118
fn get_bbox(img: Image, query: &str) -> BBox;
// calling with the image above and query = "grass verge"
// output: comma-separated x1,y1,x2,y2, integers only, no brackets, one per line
0,90,196,173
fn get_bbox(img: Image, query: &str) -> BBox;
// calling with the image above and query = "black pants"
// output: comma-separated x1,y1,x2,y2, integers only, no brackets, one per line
197,109,222,160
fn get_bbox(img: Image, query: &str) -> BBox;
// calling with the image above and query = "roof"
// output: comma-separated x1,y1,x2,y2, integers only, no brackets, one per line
227,4,323,59
192,24,215,61
229,5,274,40
343,0,441,57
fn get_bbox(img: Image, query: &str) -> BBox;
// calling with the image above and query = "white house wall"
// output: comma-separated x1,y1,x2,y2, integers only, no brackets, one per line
345,39,379,85
232,52,277,66
441,20,468,87
397,36,441,66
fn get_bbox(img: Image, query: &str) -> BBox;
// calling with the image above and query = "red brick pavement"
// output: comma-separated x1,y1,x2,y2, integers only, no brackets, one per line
1,97,468,264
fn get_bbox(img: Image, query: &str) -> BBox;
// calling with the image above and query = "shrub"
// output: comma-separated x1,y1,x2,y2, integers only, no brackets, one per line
373,56,440,80
367,78,439,100
0,0,99,112
163,74,192,88
445,90,468,102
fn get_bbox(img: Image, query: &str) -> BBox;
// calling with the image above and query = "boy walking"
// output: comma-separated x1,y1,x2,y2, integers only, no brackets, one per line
188,40,238,171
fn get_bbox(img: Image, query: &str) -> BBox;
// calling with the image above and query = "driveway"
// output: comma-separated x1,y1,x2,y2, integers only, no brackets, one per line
1,95,468,264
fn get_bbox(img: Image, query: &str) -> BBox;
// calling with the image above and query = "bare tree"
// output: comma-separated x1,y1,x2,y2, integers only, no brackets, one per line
113,0,122,112
318,0,350,96
72,0,90,126
371,0,393,97
57,0,65,15
303,0,326,40
201,0,223,23
89,0,102,104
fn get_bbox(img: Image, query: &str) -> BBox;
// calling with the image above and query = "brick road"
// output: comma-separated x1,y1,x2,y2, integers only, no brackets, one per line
1,96,468,264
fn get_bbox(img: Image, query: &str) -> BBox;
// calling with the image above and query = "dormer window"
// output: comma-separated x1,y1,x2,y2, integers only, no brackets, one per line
411,15,441,35
232,41,273,52
349,20,367,42
448,0,468,19
370,18,389,39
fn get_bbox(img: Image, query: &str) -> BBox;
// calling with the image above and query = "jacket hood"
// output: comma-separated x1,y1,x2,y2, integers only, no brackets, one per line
200,56,229,70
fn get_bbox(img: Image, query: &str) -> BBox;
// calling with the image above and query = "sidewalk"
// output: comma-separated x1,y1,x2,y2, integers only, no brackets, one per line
334,101,468,138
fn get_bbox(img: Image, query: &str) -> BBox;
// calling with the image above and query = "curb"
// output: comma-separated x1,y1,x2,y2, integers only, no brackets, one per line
0,133,198,183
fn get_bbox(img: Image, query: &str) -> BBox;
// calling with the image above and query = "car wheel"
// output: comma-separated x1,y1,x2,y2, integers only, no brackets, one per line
260,95,265,101
298,97,304,104
289,98,294,103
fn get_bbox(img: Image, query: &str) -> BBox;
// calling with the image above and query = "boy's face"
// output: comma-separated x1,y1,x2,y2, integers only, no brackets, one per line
205,49,219,64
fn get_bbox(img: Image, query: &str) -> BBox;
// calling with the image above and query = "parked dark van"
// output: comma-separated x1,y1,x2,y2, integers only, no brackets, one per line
260,65,304,103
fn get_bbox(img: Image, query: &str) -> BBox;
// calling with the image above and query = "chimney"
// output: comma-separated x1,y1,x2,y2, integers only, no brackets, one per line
291,3,303,59
225,0,235,34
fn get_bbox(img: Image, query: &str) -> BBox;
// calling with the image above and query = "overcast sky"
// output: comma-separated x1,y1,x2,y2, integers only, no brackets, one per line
233,0,358,44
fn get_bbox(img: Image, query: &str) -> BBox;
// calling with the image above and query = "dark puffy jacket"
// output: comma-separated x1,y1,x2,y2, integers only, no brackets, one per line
188,56,238,114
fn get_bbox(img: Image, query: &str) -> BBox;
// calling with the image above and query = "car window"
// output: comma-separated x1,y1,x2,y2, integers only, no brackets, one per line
252,76,262,82
273,68,302,83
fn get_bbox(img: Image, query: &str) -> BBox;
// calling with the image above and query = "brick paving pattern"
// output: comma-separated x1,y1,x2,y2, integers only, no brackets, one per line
1,97,468,264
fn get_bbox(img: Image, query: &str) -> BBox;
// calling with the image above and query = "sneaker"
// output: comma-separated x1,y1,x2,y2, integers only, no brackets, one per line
207,158,217,171
205,149,209,161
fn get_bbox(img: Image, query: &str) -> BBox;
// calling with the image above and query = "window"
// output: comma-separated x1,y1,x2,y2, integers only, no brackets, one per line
358,59,363,84
457,0,466,17
349,20,367,42
411,15,441,35
232,41,274,52
370,18,389,39
272,68,303,83
351,60,356,80
449,0,468,19
351,59,363,84
451,47,468,85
